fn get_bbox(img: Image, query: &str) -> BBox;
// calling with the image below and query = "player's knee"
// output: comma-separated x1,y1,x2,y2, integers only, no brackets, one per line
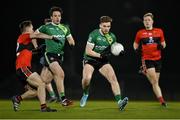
42,77,52,84
82,76,91,85
108,74,117,81
30,90,37,96
37,81,46,88
151,79,158,85
60,72,65,79
55,71,65,79
83,75,92,82
109,79,117,86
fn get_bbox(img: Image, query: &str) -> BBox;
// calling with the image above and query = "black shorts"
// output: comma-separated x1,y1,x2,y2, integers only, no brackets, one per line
16,67,37,89
143,59,162,72
83,57,109,70
44,52,63,67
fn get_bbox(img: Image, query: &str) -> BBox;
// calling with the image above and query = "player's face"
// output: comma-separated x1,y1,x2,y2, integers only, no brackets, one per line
51,11,61,25
100,22,111,34
143,16,153,30
26,24,34,33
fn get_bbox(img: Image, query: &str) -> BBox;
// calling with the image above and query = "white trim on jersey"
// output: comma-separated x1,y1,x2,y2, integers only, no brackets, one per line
87,42,95,49
66,34,72,38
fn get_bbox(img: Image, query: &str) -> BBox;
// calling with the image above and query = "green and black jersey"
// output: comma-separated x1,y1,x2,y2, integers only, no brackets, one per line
38,23,71,54
84,29,116,60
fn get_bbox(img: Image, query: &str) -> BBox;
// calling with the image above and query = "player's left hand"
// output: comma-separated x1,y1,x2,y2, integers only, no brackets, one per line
157,44,164,50
157,40,164,50
119,50,125,56
100,46,112,60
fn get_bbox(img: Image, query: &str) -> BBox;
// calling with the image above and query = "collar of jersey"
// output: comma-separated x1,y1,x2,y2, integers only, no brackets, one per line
99,29,105,36
51,22,61,26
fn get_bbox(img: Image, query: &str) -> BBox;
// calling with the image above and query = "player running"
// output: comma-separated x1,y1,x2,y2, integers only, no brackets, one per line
133,13,167,107
12,20,58,112
80,16,128,111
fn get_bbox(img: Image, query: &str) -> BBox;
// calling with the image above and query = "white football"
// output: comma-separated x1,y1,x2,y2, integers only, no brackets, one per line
111,42,124,56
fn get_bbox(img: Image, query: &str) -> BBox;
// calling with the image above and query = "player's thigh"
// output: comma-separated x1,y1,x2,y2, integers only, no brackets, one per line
41,67,53,84
99,64,117,81
49,61,64,77
82,64,94,80
146,68,158,83
27,72,45,88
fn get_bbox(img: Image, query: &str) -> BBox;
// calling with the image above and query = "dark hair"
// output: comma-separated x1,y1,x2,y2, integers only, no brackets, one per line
44,18,51,24
143,13,154,19
100,16,113,23
19,20,32,33
49,6,63,16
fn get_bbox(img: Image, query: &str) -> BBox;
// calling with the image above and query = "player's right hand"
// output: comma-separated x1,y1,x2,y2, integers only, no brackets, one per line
52,36,60,43
134,48,141,54
32,44,46,54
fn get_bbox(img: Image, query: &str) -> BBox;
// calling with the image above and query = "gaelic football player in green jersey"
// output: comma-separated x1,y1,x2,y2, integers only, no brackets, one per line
36,6,75,106
80,16,128,110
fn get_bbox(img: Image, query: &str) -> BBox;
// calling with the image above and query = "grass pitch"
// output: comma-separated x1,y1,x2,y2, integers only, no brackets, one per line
0,100,180,119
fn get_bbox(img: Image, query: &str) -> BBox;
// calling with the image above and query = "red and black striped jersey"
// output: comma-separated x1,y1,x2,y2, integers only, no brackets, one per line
135,28,165,60
16,33,33,70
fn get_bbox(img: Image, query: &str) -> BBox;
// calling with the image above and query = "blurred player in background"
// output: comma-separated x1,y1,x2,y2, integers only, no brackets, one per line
133,13,167,107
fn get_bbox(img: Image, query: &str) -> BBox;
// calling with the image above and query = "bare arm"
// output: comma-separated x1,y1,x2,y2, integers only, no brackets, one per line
67,35,75,46
30,32,53,40
32,39,38,48
85,42,101,58
133,42,139,50
161,41,166,49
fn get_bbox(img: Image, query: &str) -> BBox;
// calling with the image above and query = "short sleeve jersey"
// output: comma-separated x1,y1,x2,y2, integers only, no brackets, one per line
38,23,71,54
16,33,32,69
135,28,165,60
84,29,116,60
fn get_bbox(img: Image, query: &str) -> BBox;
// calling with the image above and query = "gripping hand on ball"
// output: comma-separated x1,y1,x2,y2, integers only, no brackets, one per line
100,46,111,60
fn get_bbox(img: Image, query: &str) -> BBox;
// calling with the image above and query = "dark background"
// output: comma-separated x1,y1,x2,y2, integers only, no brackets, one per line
0,0,179,101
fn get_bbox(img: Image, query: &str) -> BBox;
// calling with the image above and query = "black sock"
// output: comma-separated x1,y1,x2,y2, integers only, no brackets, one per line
16,96,22,102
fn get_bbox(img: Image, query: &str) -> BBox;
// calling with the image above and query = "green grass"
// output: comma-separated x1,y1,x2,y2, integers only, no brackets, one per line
0,100,180,119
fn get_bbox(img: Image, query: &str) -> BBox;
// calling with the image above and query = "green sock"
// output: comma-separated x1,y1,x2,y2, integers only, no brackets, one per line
115,94,121,102
49,91,55,98
59,92,65,101
83,85,90,95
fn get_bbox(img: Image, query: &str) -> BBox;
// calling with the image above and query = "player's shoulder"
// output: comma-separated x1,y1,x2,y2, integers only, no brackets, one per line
89,29,99,37
59,23,70,29
90,29,99,34
153,28,163,32
18,33,30,39
88,29,99,40
44,23,53,28
17,33,30,42
137,28,146,33
38,24,47,30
